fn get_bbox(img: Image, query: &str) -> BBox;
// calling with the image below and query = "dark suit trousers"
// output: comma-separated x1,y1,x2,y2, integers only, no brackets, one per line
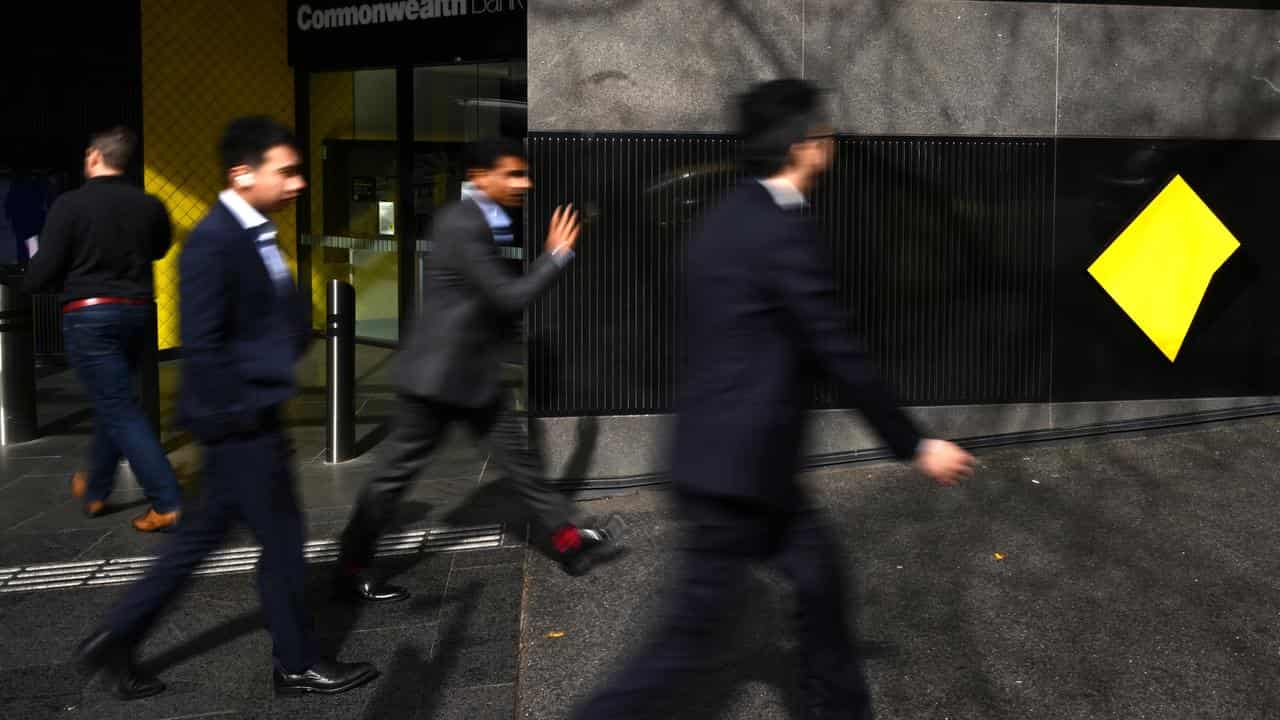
339,394,574,568
105,420,319,673
574,493,870,720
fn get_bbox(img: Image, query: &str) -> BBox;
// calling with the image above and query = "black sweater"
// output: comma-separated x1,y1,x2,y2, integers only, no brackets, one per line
23,175,172,302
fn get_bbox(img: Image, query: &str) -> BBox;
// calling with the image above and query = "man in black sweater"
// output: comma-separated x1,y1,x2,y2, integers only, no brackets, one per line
573,80,975,720
24,127,181,532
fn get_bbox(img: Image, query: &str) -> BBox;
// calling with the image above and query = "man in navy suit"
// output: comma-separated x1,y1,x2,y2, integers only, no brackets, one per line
75,117,376,700
574,80,975,720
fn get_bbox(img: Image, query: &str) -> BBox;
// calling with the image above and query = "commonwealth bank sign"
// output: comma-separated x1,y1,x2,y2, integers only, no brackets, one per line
297,0,524,31
287,0,525,67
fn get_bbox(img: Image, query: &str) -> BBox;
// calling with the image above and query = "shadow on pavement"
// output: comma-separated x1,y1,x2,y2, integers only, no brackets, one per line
38,406,94,438
142,552,443,679
360,583,480,720
352,421,392,459
144,611,266,677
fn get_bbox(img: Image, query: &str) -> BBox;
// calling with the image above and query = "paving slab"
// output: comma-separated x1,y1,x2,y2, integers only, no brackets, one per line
0,544,527,720
10,345,1280,718
518,416,1280,720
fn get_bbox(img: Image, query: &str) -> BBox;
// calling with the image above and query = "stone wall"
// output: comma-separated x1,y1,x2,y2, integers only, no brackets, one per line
529,0,1280,139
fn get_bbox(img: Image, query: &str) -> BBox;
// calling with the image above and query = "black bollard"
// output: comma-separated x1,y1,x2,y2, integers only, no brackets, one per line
0,268,37,445
326,279,355,463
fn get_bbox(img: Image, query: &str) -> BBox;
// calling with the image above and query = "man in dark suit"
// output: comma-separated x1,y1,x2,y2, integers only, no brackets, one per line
335,139,622,604
23,127,181,531
75,117,376,700
573,80,975,720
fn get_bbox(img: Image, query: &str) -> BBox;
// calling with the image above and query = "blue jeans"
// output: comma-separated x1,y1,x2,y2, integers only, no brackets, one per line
62,304,180,513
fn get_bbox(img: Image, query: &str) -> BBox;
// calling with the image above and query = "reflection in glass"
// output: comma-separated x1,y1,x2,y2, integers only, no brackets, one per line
378,201,396,236
303,63,528,349
411,63,527,242
307,69,400,342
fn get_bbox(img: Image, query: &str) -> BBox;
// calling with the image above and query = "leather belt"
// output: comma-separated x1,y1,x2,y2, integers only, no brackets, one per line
62,297,153,313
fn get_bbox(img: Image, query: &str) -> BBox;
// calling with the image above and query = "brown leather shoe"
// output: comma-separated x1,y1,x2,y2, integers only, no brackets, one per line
84,500,107,518
71,471,88,499
132,508,180,533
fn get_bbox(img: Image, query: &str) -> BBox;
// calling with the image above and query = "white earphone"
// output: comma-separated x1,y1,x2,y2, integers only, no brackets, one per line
235,173,255,188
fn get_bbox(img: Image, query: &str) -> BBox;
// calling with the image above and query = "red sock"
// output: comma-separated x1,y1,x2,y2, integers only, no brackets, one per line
552,525,582,554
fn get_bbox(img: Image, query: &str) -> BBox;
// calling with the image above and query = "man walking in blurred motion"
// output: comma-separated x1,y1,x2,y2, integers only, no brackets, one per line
75,117,376,700
23,127,182,532
573,80,976,720
334,139,624,605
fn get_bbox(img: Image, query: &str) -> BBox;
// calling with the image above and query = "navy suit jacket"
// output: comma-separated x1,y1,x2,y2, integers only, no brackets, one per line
671,182,921,507
176,201,310,442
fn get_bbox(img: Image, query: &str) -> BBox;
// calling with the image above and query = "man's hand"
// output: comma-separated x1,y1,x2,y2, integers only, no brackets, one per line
913,439,975,487
545,204,581,255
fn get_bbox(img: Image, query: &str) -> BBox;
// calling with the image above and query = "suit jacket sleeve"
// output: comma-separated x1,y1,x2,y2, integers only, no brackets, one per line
22,195,75,294
442,209,562,314
179,229,250,434
771,219,922,460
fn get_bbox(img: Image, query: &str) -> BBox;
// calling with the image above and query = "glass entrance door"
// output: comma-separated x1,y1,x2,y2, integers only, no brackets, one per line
300,62,527,350
306,68,400,343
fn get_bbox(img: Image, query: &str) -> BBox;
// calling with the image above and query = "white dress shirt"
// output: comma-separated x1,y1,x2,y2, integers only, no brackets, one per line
758,177,807,211
219,189,293,291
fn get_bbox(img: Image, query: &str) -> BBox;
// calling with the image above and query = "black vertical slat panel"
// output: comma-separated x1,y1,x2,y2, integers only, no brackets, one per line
577,135,585,412
526,133,742,415
622,135,630,410
1037,140,1052,395
32,294,64,361
526,134,1054,416
583,136,592,413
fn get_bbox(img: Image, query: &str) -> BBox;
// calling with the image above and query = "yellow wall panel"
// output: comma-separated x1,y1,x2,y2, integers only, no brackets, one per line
141,0,294,349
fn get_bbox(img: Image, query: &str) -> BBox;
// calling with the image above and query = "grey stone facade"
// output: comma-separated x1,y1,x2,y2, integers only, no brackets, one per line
530,0,1280,139
536,397,1280,484
526,1,1280,484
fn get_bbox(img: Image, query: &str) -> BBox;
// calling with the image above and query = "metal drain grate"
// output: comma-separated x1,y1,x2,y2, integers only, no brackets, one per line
0,525,505,593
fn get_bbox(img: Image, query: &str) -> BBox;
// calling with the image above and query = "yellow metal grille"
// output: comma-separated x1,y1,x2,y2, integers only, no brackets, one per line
141,0,294,349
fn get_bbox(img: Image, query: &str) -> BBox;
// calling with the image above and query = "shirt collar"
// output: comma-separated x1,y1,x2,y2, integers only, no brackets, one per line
219,189,272,231
462,184,512,230
757,177,807,211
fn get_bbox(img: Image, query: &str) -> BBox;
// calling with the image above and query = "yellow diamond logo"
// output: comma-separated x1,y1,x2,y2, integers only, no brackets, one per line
1088,175,1240,362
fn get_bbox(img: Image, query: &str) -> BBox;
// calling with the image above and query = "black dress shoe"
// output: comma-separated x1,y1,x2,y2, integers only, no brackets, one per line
75,628,166,701
558,516,627,577
333,574,410,603
274,658,378,696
